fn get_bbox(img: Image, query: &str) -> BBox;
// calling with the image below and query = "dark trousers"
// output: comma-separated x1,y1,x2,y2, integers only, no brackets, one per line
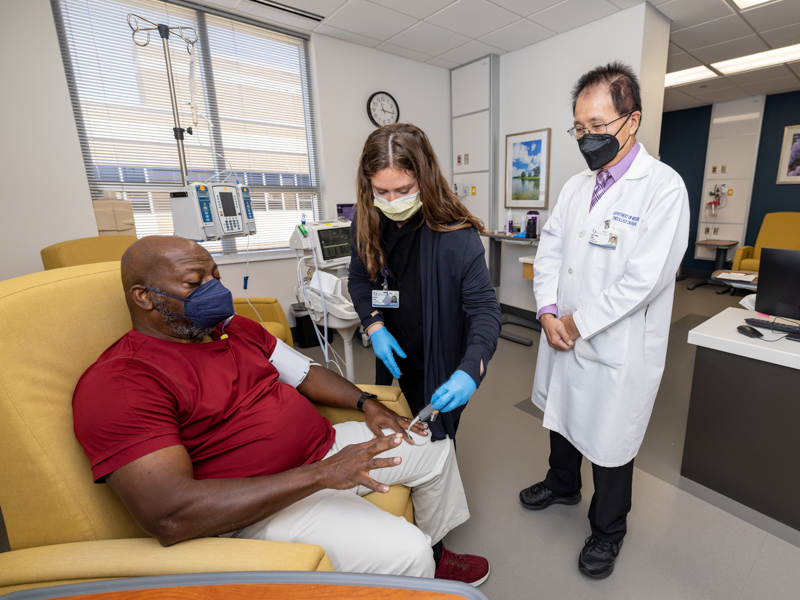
543,430,634,544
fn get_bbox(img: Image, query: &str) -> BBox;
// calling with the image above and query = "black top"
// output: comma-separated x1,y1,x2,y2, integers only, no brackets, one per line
381,210,424,371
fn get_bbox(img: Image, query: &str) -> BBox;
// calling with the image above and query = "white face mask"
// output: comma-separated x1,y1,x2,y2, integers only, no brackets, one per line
372,191,422,221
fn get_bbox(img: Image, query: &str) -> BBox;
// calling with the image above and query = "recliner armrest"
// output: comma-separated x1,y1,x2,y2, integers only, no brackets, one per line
313,385,412,425
732,246,754,271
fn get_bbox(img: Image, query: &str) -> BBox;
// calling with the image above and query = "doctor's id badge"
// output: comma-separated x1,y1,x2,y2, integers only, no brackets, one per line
372,290,400,308
589,228,619,250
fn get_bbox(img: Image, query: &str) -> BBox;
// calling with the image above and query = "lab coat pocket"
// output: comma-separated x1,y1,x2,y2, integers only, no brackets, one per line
574,319,630,369
590,229,638,276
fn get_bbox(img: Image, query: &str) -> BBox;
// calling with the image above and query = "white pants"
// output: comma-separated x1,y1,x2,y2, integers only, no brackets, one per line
224,422,470,577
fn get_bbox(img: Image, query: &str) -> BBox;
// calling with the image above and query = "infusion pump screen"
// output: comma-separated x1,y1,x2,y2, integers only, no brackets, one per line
317,227,351,262
219,192,238,217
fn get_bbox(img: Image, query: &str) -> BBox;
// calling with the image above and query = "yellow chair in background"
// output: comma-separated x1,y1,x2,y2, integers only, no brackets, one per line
732,212,800,272
0,262,412,595
41,236,138,270
233,297,293,346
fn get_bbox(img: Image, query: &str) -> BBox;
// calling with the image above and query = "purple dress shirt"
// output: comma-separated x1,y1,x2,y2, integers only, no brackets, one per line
536,142,642,321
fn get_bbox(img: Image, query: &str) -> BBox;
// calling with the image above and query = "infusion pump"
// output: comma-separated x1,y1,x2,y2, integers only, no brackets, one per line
170,183,256,242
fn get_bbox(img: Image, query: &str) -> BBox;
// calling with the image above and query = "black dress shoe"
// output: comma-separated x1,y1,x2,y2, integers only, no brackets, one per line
519,481,581,511
579,535,622,579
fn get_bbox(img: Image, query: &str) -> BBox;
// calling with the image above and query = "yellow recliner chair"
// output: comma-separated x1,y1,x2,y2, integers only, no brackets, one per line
732,212,800,272
0,262,412,595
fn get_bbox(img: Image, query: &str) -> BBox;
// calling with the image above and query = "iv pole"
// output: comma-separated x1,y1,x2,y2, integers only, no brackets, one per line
127,14,197,187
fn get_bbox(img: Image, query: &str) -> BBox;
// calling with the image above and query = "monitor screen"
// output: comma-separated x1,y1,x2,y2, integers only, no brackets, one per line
337,203,356,221
219,191,238,217
317,226,351,263
755,248,800,321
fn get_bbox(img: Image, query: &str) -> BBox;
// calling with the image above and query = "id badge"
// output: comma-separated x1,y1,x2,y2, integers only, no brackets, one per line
589,228,619,250
372,290,400,308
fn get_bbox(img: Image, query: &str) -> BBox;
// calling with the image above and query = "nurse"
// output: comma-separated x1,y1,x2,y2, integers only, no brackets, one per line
518,63,689,579
348,123,501,444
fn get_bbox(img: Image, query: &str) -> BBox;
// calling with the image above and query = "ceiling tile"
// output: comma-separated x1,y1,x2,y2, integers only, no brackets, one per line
676,76,738,95
760,22,800,50
529,0,619,34
387,21,471,55
725,64,794,85
427,56,461,69
692,34,770,64
669,42,684,55
375,42,433,62
740,75,800,95
656,0,734,31
691,86,755,103
739,0,800,33
487,0,565,18
194,0,243,10
437,39,505,64
663,88,707,111
667,52,703,72
670,14,753,50
426,0,519,39
313,24,382,47
368,0,454,20
323,0,417,41
790,60,800,77
479,19,555,52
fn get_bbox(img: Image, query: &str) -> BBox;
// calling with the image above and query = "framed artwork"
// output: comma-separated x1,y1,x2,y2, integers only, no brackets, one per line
777,124,800,185
505,128,550,209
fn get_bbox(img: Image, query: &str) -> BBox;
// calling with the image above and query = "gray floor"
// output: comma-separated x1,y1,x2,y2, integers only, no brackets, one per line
305,280,800,599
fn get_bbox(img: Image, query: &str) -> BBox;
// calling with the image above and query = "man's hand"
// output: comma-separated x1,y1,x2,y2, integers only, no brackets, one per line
540,313,574,351
560,315,581,342
319,433,404,493
363,398,427,444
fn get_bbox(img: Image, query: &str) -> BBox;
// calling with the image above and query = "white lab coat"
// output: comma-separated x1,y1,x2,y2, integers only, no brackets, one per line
532,144,689,467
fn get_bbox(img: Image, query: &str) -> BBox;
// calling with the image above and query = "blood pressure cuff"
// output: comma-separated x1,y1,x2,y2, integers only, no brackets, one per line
269,338,314,388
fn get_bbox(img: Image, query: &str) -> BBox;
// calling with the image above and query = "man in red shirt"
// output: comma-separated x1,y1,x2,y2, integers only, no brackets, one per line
73,235,489,586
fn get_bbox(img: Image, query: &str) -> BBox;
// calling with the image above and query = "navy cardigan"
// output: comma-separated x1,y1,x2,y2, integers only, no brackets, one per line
348,216,501,440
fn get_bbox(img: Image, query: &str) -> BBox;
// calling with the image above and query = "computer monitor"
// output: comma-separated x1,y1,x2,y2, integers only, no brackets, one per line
336,203,356,221
755,248,800,321
311,222,352,268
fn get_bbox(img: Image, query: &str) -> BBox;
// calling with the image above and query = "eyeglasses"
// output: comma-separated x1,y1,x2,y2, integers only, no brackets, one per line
568,112,634,140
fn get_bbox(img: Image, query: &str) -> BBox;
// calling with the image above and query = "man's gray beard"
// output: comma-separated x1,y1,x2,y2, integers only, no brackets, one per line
151,291,216,341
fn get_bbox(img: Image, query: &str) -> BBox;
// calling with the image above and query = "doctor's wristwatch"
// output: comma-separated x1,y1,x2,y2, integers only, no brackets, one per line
356,391,378,412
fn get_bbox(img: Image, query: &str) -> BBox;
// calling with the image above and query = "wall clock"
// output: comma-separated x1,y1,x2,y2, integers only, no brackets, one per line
367,91,399,127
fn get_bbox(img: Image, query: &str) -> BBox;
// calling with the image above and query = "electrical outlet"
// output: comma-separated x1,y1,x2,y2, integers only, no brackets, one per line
705,227,710,234
464,153,469,165
721,165,727,173
471,186,476,195
713,227,719,235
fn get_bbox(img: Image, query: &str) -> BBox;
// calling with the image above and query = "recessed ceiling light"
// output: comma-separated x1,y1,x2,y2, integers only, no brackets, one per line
731,0,777,9
712,43,800,74
664,66,718,87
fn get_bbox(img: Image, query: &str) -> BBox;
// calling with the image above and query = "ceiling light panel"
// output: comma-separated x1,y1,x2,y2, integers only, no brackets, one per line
712,43,800,74
664,66,718,87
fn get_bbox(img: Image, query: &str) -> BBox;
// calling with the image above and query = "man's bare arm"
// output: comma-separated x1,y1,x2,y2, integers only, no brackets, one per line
106,434,404,547
297,365,426,442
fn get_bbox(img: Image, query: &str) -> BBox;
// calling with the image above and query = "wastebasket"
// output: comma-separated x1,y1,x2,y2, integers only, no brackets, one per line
291,303,335,348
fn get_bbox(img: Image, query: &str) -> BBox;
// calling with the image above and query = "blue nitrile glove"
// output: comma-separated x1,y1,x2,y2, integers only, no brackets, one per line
369,327,406,379
430,370,476,413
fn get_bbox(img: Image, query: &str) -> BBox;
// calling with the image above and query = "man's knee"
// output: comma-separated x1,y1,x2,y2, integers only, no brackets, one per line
387,523,435,577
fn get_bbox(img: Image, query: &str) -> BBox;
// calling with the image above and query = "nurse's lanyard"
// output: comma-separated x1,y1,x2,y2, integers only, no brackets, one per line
372,268,400,308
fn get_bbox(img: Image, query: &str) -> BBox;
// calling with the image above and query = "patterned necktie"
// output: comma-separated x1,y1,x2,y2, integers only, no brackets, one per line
590,169,612,212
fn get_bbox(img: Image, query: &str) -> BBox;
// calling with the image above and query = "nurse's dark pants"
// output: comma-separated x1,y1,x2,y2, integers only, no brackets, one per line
544,430,634,543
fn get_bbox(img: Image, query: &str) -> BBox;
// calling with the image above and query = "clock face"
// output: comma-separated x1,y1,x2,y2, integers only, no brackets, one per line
367,92,399,127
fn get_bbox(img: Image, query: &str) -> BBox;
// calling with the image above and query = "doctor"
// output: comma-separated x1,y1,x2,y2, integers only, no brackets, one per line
519,62,689,579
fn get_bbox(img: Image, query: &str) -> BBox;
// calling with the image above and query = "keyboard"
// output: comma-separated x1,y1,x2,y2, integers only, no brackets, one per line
744,318,800,335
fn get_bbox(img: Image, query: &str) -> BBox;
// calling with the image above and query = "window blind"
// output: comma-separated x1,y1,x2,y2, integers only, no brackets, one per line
52,0,322,253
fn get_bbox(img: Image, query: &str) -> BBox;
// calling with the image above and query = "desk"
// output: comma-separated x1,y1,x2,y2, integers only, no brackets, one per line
688,240,738,293
682,308,800,530
482,234,540,346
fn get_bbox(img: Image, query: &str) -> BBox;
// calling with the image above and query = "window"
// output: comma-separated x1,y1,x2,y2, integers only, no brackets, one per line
52,0,322,253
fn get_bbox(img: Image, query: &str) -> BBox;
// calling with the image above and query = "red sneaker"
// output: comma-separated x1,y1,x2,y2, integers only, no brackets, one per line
434,546,490,587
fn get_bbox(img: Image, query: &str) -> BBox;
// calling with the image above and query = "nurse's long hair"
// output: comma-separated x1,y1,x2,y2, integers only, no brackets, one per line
355,123,486,280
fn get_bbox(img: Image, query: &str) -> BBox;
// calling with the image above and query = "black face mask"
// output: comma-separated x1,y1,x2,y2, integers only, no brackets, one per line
577,112,633,171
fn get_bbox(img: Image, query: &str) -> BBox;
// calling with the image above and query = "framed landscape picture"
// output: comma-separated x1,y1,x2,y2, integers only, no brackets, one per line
777,124,800,185
505,128,550,209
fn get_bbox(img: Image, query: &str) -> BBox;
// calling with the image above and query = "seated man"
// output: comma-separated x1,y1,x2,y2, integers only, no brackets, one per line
72,235,489,586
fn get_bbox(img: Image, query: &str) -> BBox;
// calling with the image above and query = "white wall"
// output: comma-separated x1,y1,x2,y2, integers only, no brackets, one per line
496,3,670,312
0,0,99,282
311,34,451,218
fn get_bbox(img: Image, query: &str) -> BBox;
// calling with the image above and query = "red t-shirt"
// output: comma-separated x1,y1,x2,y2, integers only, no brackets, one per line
73,315,335,483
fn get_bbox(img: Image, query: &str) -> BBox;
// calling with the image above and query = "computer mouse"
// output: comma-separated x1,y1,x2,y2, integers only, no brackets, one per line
737,325,763,339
